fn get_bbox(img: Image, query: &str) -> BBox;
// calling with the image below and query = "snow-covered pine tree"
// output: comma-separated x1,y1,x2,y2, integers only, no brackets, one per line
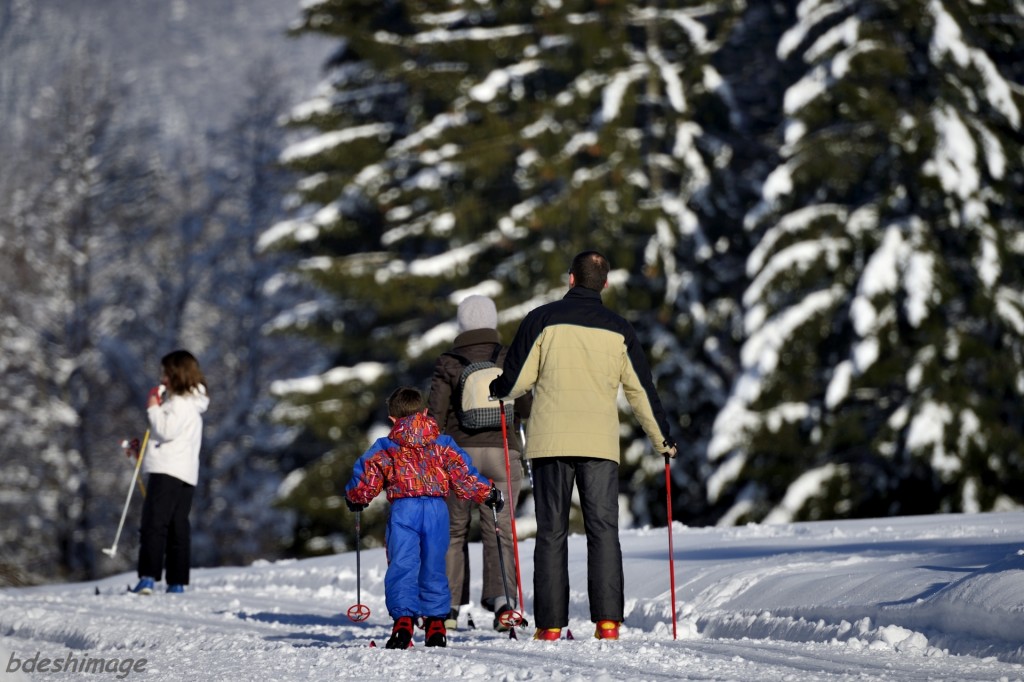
270,0,751,549
0,44,147,580
0,47,327,581
707,0,1024,524
0,0,342,582
184,58,331,568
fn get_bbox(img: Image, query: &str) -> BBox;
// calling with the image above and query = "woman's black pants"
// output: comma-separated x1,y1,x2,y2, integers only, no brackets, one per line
137,473,194,584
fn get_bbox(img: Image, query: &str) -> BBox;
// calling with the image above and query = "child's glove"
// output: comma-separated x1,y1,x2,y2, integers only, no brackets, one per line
484,485,504,513
345,498,367,513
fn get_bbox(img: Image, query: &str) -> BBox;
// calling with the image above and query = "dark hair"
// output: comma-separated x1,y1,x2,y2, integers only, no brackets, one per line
161,349,208,397
386,386,425,418
570,250,610,291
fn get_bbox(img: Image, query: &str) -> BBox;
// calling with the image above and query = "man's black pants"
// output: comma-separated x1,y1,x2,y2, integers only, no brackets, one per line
532,457,623,629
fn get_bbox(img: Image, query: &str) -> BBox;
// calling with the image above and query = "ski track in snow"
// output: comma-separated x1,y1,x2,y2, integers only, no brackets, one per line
3,512,1024,680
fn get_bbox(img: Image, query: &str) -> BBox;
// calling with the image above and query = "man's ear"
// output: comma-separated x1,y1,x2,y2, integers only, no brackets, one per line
568,272,576,287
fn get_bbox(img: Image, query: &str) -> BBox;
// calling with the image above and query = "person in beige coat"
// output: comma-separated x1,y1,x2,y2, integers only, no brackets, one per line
489,251,676,641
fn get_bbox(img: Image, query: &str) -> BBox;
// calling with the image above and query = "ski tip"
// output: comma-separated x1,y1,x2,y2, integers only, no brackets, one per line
508,628,517,640
566,629,574,640
368,640,377,648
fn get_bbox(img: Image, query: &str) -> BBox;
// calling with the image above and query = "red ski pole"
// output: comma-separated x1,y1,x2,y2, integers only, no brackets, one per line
665,455,678,639
499,401,526,626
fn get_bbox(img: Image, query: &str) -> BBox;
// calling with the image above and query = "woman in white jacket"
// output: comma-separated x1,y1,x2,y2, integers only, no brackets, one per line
132,350,210,595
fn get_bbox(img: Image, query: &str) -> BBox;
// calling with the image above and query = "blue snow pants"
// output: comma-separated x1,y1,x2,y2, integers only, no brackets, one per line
385,496,451,619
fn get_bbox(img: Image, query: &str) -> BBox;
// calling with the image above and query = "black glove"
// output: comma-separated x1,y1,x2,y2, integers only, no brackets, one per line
485,485,504,513
487,378,502,401
345,497,367,513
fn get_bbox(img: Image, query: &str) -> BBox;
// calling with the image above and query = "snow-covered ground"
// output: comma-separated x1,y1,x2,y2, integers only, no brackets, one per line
2,511,1024,681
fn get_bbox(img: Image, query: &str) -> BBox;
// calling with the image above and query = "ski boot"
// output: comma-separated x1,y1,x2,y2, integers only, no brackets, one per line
385,616,415,650
424,616,447,647
131,577,155,595
594,620,620,640
533,627,561,641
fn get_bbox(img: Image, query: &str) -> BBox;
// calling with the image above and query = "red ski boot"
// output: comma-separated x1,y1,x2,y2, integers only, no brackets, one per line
424,616,447,647
385,617,414,649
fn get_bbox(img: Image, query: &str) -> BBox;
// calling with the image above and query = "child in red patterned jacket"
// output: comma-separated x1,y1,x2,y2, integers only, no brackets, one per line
345,386,503,649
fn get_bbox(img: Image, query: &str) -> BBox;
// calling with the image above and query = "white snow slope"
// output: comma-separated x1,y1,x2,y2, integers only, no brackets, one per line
2,511,1024,681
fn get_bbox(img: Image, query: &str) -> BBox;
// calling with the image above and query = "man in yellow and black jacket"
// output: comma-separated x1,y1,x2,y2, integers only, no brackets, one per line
489,250,677,642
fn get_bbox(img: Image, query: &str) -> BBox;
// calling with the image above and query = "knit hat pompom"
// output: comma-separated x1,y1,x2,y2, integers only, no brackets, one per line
457,295,498,332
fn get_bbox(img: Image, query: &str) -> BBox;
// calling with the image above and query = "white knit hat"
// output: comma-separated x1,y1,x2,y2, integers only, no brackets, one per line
457,295,498,332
